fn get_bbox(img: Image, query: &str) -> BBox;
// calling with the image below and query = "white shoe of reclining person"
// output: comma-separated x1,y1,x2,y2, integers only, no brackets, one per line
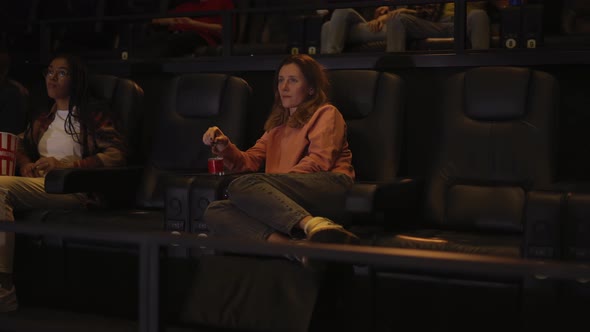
304,217,360,245
0,286,18,313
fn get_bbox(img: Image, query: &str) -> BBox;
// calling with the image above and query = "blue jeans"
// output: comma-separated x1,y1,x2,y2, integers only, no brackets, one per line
320,8,490,53
204,172,354,241
321,8,387,54
386,10,490,52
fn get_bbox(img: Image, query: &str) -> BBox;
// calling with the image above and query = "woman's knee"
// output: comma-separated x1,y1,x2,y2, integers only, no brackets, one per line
227,173,266,197
467,9,490,49
203,200,232,229
467,9,490,27
330,8,358,21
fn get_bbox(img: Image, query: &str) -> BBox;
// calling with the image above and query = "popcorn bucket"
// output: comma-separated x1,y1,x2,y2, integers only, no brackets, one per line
0,132,18,176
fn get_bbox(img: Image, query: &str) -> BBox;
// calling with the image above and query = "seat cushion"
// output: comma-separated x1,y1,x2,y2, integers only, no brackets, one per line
372,229,522,257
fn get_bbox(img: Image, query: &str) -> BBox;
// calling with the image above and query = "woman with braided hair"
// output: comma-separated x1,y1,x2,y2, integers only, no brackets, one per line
0,54,127,312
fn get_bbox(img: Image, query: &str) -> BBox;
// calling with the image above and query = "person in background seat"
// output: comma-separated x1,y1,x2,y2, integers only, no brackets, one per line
0,54,127,312
321,1,490,53
138,0,234,58
386,1,490,52
321,5,394,54
202,54,359,252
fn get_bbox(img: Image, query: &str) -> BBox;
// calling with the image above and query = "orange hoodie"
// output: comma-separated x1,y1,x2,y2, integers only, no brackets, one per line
218,104,355,180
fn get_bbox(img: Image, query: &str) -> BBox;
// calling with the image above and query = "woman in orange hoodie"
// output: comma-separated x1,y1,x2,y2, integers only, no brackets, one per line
202,54,359,247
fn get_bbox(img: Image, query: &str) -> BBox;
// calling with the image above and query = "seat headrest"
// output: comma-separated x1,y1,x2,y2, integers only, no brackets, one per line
464,67,531,121
174,74,227,118
89,74,119,100
328,70,379,119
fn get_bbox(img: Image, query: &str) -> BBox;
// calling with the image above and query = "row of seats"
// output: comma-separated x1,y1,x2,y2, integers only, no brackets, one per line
9,65,590,330
159,67,562,260
1,0,317,60
3,0,590,62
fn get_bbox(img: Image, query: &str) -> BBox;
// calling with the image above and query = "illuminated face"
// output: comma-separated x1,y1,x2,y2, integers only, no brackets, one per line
45,57,72,101
277,63,312,114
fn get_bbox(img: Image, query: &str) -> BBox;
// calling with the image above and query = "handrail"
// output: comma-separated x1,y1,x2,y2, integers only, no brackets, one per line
1,216,588,331
0,221,588,281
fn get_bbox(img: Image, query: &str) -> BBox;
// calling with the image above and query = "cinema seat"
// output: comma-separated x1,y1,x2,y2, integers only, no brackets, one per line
13,73,251,320
367,66,559,330
372,66,559,256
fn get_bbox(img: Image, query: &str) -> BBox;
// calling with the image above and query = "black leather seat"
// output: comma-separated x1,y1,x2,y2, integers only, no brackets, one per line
158,70,404,332
14,73,251,319
168,69,406,237
371,66,559,257
327,70,406,236
328,70,404,183
88,74,145,164
365,66,560,331
37,73,252,228
15,74,144,222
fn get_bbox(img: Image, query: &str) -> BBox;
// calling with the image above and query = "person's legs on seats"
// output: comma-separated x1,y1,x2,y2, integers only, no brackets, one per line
205,199,275,242
321,8,371,54
204,172,358,266
386,13,452,52
467,9,490,49
347,19,387,44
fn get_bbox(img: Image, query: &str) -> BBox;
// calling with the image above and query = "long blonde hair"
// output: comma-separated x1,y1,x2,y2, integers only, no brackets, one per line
264,54,329,131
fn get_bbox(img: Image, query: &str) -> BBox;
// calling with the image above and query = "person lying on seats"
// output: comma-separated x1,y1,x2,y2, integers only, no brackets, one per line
0,54,127,312
202,54,359,257
321,1,489,53
138,0,234,58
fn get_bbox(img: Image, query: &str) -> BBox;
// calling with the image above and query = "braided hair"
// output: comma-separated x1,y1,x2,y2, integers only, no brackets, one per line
23,54,96,159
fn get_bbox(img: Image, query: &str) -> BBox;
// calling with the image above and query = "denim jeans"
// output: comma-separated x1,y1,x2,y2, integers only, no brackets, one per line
386,10,490,52
0,177,86,273
321,8,387,54
204,172,354,241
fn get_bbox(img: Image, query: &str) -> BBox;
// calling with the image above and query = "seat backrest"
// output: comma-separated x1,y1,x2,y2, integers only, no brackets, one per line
88,74,145,165
327,70,405,182
136,73,251,208
425,66,559,233
562,0,590,34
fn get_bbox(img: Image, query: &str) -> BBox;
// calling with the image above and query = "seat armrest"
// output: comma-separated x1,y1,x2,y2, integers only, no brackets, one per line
524,189,565,260
44,166,144,194
526,182,590,261
346,177,423,213
165,173,250,233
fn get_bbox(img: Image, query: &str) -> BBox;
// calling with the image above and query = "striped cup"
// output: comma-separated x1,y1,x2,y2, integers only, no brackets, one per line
0,132,18,176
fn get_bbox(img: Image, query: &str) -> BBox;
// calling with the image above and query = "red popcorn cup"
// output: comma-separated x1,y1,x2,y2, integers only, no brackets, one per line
0,132,18,176
207,157,224,175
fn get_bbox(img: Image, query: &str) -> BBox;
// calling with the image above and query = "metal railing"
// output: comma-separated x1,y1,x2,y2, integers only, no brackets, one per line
0,220,589,332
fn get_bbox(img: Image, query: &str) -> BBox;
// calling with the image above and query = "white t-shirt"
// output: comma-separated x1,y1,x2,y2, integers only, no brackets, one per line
37,110,82,163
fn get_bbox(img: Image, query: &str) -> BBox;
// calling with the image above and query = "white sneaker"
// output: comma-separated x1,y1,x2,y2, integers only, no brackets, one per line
0,286,18,313
305,217,360,245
